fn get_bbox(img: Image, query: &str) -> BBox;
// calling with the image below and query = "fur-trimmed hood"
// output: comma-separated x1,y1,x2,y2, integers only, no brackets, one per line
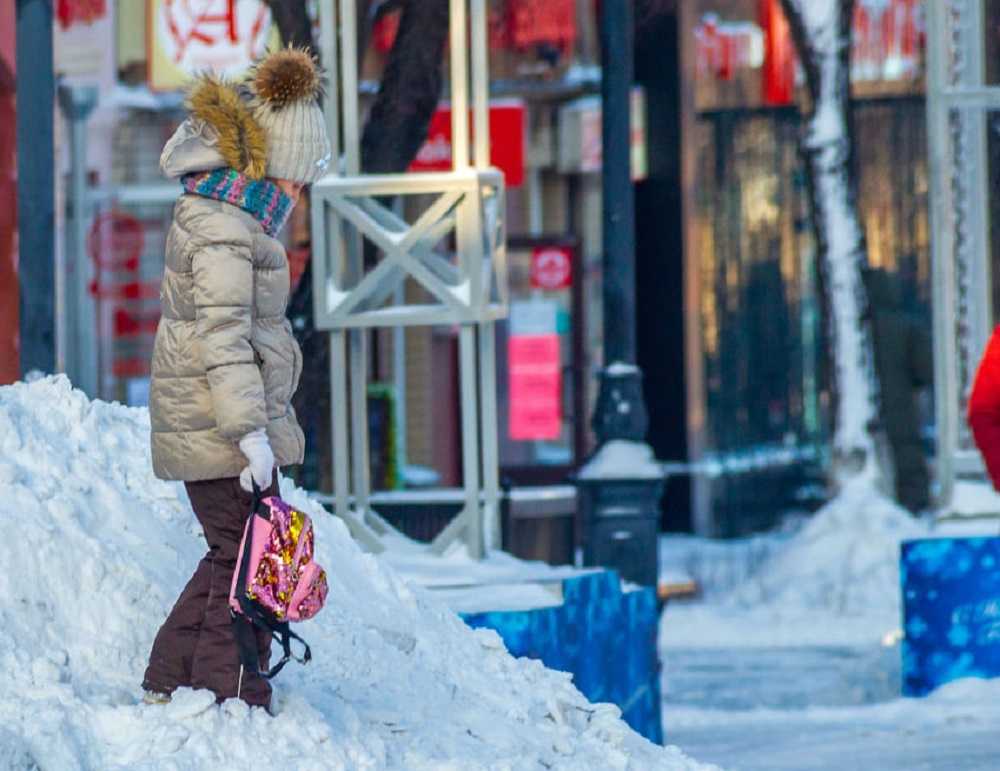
160,77,267,181
161,49,329,183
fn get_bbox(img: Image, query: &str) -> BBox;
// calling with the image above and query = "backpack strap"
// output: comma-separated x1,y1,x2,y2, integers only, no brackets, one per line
231,603,312,680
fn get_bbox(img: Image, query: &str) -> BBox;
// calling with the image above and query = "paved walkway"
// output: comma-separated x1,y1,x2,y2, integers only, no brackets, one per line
662,646,999,771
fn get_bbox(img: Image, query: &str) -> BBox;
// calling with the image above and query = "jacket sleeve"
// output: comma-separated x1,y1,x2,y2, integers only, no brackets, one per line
190,215,267,440
968,326,1000,489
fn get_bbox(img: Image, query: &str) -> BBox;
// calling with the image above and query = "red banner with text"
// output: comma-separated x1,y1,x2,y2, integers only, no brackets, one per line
410,101,526,186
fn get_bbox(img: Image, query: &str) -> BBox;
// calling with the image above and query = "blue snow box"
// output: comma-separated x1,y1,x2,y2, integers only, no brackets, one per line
461,570,662,744
900,536,1000,696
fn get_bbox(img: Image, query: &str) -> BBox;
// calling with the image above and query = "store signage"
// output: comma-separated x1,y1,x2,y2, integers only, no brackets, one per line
507,0,576,51
508,300,562,441
56,0,107,29
410,100,526,186
759,0,795,106
696,0,924,110
530,246,572,291
149,0,276,91
87,211,144,272
557,88,647,181
851,0,922,82
86,210,159,394
694,13,765,81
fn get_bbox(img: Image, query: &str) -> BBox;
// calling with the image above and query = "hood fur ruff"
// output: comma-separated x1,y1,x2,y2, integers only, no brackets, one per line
186,76,267,180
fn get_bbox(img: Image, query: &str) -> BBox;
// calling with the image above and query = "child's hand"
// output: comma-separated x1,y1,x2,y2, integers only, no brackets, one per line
238,429,275,492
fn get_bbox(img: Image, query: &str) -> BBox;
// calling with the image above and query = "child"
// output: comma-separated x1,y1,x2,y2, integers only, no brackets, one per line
142,48,330,711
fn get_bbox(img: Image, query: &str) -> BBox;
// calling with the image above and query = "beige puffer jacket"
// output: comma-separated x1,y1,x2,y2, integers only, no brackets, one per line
149,117,304,482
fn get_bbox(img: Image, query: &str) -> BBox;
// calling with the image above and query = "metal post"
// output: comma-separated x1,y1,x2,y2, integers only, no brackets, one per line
599,0,636,365
392,199,409,474
349,328,371,517
58,84,99,396
318,0,340,161
479,321,502,550
960,0,993,452
331,330,351,519
589,0,649,444
926,0,957,505
925,1,1000,506
470,0,490,170
576,0,661,587
527,169,544,236
458,323,483,557
449,0,470,172
16,0,56,376
339,0,360,173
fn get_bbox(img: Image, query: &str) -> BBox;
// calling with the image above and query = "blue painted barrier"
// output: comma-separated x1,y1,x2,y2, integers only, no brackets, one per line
461,570,663,744
900,536,1000,696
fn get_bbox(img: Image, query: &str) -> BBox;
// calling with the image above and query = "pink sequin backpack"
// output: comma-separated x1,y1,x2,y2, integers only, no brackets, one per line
229,487,329,679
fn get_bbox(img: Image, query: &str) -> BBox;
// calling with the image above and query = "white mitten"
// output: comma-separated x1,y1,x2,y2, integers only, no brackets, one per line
238,429,275,492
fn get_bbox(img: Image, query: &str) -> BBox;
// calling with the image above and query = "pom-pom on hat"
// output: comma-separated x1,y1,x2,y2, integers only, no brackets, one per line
248,46,332,184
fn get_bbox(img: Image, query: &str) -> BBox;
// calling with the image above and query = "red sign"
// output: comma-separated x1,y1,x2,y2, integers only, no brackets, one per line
151,0,274,91
87,211,145,272
507,0,576,51
89,280,160,301
410,101,526,186
694,13,764,81
530,246,572,291
57,0,107,30
113,309,159,339
760,0,795,106
508,334,562,441
852,0,922,82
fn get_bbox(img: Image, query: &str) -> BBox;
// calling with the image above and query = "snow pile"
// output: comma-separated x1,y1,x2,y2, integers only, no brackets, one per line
662,479,928,648
578,440,663,480
931,480,1000,537
732,477,925,615
0,376,712,771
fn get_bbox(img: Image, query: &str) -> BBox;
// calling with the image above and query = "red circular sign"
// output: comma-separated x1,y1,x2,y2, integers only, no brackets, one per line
530,246,572,290
87,210,144,272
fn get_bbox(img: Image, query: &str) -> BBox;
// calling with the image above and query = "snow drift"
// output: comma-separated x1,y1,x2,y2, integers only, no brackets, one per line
0,376,713,771
662,479,928,649
733,477,926,616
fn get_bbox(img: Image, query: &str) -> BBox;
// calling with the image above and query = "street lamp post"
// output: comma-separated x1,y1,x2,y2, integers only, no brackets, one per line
576,0,663,588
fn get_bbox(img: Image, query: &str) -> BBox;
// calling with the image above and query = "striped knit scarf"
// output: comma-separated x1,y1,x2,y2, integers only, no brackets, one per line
181,168,294,238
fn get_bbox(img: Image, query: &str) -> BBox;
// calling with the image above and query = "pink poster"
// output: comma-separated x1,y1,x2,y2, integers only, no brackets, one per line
508,334,562,441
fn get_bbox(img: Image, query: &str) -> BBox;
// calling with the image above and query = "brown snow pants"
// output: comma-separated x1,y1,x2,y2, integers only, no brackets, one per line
142,475,277,709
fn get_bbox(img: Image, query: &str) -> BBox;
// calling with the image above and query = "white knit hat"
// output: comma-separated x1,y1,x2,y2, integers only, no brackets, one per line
248,48,332,184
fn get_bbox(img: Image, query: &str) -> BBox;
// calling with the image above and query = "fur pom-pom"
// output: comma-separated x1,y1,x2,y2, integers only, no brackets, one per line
251,47,322,109
187,76,267,179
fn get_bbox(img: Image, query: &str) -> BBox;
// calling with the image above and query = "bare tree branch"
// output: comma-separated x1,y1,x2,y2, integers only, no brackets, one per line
264,0,315,51
361,0,449,173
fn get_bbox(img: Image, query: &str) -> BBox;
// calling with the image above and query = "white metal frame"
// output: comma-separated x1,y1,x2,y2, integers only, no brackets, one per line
926,0,999,504
311,0,507,557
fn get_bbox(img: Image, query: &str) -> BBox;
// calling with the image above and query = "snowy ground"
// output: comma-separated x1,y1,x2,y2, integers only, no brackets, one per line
659,481,1000,770
0,377,711,771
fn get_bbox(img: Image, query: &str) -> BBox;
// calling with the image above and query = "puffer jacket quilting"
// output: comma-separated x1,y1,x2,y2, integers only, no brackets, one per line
150,190,304,481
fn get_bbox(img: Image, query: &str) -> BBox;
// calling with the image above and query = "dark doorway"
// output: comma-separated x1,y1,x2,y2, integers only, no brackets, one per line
635,10,689,532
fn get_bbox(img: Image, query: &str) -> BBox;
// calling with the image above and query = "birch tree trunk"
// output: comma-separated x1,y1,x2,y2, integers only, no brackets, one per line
779,0,879,481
